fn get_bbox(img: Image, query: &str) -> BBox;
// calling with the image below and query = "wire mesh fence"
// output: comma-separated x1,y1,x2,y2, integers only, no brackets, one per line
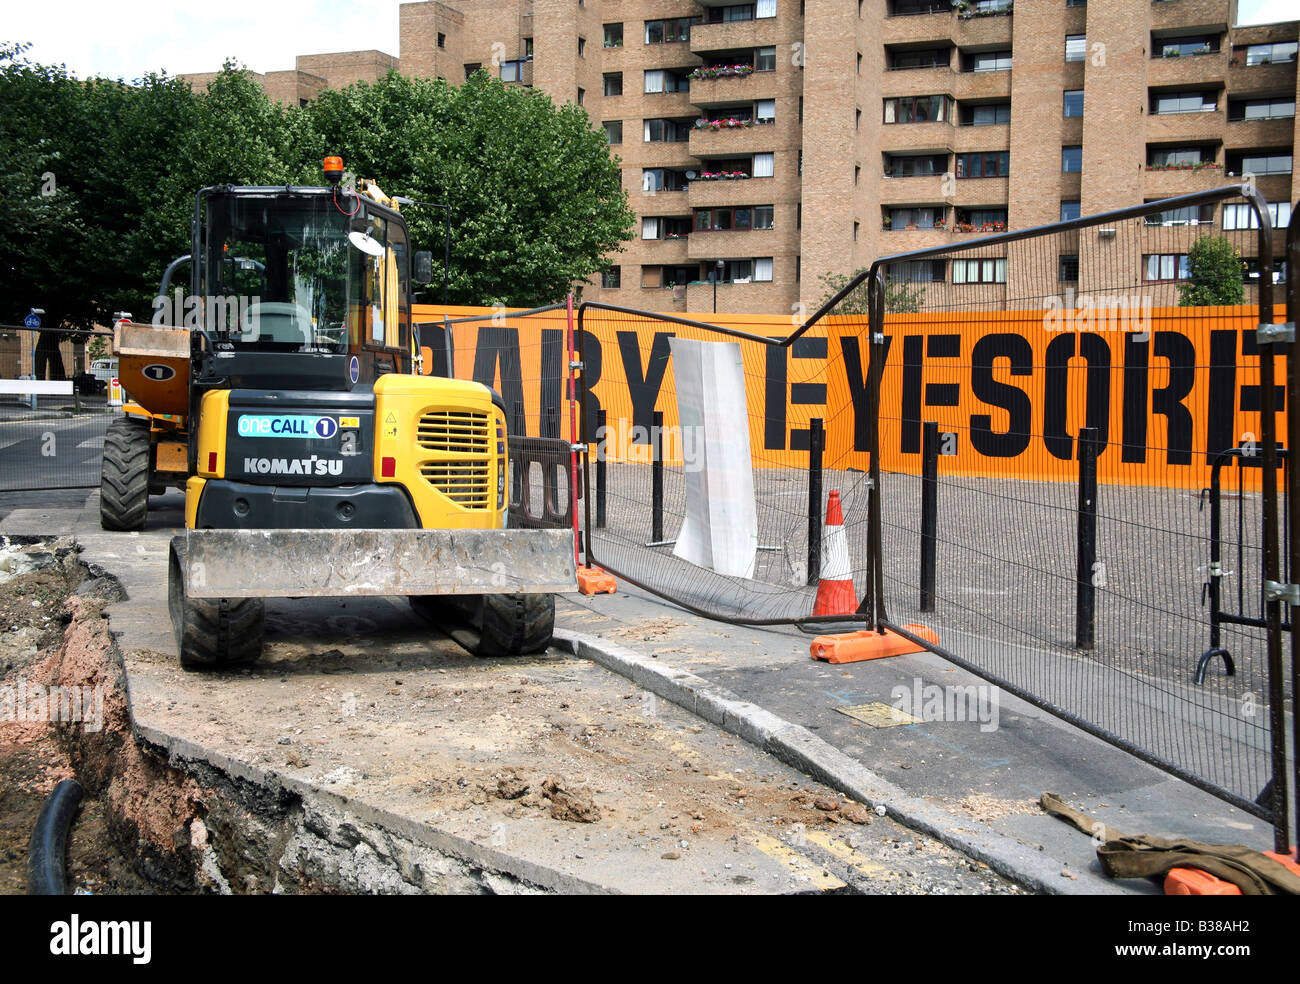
857,186,1288,818
0,327,117,492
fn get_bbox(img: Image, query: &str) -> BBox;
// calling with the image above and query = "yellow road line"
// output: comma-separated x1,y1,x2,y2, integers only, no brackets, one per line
747,833,847,891
803,830,892,880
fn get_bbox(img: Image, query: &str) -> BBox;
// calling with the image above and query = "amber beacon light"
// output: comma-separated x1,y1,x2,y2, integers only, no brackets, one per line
323,156,344,185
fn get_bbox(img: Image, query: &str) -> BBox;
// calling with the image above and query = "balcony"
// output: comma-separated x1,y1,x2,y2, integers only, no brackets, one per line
954,176,1009,202
1227,60,1298,96
688,122,773,156
638,140,697,167
882,9,952,46
1151,0,1230,32
689,71,775,109
881,66,954,99
949,69,1012,101
687,227,778,260
1144,109,1224,142
689,21,780,57
951,123,1007,153
880,174,953,203
641,235,692,259
952,12,1012,48
879,120,956,153
1226,115,1297,149
1148,51,1227,87
685,279,788,315
688,176,768,207
1142,163,1231,198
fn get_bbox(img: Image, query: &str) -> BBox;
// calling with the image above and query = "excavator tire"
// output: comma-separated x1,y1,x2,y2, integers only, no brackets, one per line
99,417,151,531
169,539,264,670
409,592,554,657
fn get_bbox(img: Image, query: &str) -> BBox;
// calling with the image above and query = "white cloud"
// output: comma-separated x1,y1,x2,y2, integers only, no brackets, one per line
1236,0,1299,26
6,0,401,81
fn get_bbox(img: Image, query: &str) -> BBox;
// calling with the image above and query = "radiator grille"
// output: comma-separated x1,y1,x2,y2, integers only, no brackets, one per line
417,410,492,508
417,410,491,454
419,462,491,507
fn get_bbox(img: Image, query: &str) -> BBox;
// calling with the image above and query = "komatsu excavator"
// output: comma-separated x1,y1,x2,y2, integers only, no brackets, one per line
102,157,574,669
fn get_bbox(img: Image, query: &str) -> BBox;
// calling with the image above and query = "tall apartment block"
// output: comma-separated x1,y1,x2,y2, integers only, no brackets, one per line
187,0,1300,315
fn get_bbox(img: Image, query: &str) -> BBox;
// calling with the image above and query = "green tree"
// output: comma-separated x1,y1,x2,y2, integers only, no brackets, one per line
1178,235,1246,306
815,268,926,316
311,70,634,306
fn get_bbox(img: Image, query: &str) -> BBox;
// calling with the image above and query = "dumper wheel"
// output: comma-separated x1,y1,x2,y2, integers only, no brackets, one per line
100,417,151,531
410,592,553,657
169,539,264,670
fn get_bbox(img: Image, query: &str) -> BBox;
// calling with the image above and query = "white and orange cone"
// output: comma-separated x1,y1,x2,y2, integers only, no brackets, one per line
813,490,858,616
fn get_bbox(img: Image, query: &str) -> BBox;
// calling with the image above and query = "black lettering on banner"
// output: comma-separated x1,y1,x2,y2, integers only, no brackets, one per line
577,329,603,441
1238,331,1285,415
618,330,674,442
540,328,563,438
840,334,892,453
789,336,828,451
472,324,526,435
1152,331,1195,466
1121,333,1149,464
902,334,960,454
1205,329,1238,463
764,339,786,451
1044,332,1110,461
969,333,1032,458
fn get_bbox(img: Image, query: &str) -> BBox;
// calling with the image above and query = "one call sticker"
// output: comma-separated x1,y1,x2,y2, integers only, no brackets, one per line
238,415,338,439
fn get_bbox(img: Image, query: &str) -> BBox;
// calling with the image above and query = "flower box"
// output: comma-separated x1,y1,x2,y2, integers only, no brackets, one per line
687,64,755,81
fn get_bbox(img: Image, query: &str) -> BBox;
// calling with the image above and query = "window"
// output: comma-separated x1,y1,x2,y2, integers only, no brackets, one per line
1223,202,1292,230
1241,258,1288,285
603,120,623,144
1060,200,1081,221
883,94,954,123
500,59,527,82
644,70,688,93
854,221,860,241
437,33,446,49
891,47,951,70
578,37,586,57
1062,145,1082,172
1144,254,1191,282
1059,255,1079,282
642,217,661,240
1231,152,1293,175
890,260,945,283
695,206,774,231
1065,35,1086,62
754,205,774,229
886,206,944,229
1144,203,1214,226
854,165,860,185
1148,146,1213,167
1156,35,1218,58
604,73,623,97
1152,91,1217,115
956,151,1009,177
524,38,533,59
643,118,691,142
642,169,689,192
645,18,694,44
753,152,775,177
755,46,777,72
754,257,774,282
884,153,947,177
970,50,1012,73
953,258,1007,284
577,88,584,106
756,99,776,124
1230,98,1296,121
602,267,621,289
464,63,481,80
1063,90,1083,117
604,23,624,47
956,207,1007,228
1243,42,1297,66
965,102,1010,126
757,0,776,17
706,3,755,23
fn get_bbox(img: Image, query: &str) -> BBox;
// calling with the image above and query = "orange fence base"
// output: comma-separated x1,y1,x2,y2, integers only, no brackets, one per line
1164,849,1300,896
809,624,939,664
577,566,617,595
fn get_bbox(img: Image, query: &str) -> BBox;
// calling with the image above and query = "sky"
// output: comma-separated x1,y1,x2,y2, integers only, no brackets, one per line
4,0,1298,82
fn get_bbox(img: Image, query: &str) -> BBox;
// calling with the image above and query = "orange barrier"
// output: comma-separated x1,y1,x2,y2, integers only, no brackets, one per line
810,624,939,664
1164,849,1300,895
577,566,617,595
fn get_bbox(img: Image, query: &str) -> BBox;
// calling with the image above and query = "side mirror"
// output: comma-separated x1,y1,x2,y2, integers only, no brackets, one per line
414,250,434,284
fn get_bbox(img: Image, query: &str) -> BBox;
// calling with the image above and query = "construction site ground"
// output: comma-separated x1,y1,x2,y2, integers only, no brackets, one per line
1,489,1019,895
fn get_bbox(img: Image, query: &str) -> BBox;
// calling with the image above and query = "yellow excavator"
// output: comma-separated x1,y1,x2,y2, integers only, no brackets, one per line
102,157,574,668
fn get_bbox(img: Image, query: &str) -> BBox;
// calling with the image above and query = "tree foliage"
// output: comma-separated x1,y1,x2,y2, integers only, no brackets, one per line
1178,235,1246,307
815,268,927,316
0,49,634,356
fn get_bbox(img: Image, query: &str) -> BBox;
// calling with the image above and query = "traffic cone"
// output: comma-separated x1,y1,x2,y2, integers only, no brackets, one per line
813,490,858,616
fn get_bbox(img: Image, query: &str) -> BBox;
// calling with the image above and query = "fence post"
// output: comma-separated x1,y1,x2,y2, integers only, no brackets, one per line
596,408,607,529
511,400,525,504
920,421,939,612
651,409,664,545
1075,426,1100,650
806,417,824,585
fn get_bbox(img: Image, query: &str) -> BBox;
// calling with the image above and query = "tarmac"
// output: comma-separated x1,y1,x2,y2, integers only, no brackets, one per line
0,487,1284,894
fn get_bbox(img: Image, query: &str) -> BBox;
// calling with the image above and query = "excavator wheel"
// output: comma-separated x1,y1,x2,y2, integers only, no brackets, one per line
99,417,151,531
409,592,554,657
168,538,264,670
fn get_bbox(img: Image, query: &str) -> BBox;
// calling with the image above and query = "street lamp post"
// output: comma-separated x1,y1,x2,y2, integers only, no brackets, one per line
713,259,725,314
394,197,452,304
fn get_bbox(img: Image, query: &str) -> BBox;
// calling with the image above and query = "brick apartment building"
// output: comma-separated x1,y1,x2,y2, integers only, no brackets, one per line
185,0,1299,316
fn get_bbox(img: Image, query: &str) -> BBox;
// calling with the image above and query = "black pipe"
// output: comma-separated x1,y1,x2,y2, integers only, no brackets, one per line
1075,427,1100,650
27,779,83,895
596,408,607,529
920,420,939,612
651,410,664,545
807,417,824,586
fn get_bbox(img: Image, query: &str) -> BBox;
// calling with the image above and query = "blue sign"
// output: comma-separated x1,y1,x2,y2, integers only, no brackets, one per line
24,314,40,329
349,356,360,384
237,414,337,439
